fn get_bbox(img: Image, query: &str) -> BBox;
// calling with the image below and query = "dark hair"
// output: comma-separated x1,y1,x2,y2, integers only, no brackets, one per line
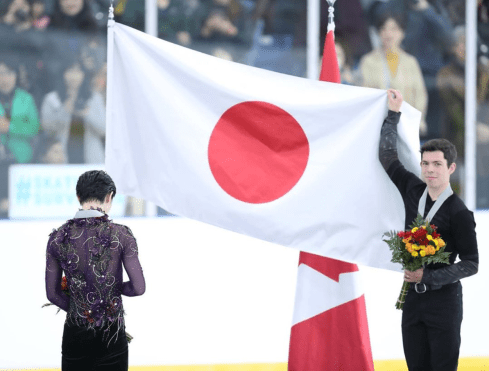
374,11,407,32
50,0,98,33
55,57,91,109
420,139,457,166
76,170,116,204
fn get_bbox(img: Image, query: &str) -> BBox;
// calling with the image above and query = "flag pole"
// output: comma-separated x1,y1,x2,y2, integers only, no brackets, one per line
145,0,158,37
327,0,336,32
289,1,374,369
306,0,320,79
465,0,477,210
105,2,115,171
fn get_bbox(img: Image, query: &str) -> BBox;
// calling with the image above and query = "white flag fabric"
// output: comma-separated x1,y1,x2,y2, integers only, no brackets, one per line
106,23,421,271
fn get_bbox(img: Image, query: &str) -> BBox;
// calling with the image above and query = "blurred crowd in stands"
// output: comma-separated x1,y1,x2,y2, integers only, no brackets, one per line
1,0,489,219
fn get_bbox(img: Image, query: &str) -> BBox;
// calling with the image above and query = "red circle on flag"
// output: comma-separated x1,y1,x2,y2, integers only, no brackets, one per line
208,101,309,204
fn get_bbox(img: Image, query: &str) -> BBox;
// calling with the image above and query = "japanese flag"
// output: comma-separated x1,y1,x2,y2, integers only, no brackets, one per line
105,23,421,271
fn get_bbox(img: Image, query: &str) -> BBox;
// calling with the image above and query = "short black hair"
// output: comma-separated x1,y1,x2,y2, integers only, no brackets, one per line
374,11,407,32
76,170,116,204
420,139,457,167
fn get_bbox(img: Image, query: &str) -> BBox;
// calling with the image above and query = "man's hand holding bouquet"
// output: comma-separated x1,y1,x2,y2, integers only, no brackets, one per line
383,214,451,309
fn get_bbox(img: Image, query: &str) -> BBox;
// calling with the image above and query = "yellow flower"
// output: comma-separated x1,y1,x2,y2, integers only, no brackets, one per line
412,244,420,251
411,251,419,257
412,227,418,233
420,250,426,257
427,235,433,241
422,226,426,229
420,245,426,250
437,239,446,247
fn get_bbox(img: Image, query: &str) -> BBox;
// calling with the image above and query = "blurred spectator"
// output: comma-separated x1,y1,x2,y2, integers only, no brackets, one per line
371,0,454,140
31,0,50,30
49,0,98,33
45,0,101,93
436,26,489,203
360,12,428,133
440,0,465,26
35,133,67,163
2,0,33,32
479,0,489,58
437,26,489,159
0,15,50,108
244,0,306,76
335,38,361,85
195,0,256,62
114,0,144,30
118,0,206,46
201,0,241,40
0,56,40,164
321,0,372,66
92,62,107,98
41,58,106,164
0,55,40,217
80,36,106,74
158,0,206,46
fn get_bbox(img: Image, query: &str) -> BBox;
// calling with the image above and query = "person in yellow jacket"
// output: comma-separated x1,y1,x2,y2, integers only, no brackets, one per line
360,12,428,135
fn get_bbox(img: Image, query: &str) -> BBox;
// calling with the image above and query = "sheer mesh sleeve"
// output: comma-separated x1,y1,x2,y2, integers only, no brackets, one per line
119,226,146,297
422,209,479,286
45,234,70,312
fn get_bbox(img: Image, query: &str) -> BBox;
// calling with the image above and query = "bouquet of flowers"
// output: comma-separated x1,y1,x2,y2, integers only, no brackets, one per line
383,214,451,310
43,276,134,343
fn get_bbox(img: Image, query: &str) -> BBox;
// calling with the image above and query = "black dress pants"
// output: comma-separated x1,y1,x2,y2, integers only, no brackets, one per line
401,281,463,371
62,322,128,371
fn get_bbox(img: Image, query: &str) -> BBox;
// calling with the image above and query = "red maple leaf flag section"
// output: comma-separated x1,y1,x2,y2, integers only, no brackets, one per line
288,30,375,371
105,23,421,270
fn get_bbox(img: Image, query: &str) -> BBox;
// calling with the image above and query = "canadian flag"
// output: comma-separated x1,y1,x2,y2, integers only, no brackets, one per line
288,30,375,371
105,24,421,269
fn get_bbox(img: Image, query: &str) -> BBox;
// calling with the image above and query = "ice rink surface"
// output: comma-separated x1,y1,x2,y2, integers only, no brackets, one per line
0,212,487,368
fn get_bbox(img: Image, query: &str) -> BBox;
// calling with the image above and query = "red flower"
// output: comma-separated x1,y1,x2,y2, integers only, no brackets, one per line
61,276,68,291
430,225,440,238
412,228,428,244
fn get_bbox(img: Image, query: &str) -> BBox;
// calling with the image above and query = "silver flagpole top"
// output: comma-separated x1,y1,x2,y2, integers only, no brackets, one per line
108,0,115,26
327,0,336,32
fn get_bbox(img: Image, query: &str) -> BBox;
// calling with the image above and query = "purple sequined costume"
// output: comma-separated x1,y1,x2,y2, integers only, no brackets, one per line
45,209,145,344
